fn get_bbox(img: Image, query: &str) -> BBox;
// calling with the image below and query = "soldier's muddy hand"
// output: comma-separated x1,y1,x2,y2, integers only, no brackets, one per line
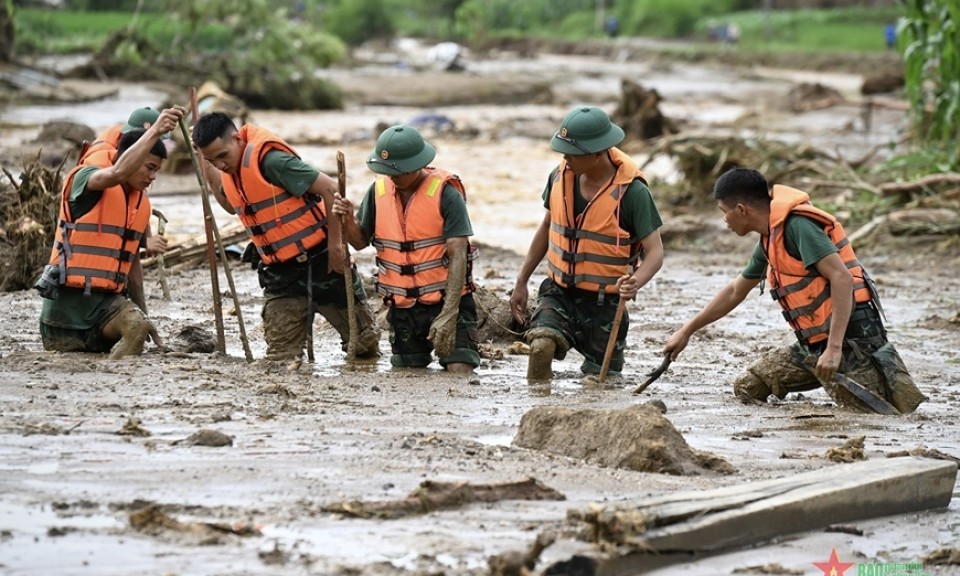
153,107,185,137
616,273,640,300
332,193,353,217
663,329,690,361
509,283,529,326
145,234,168,257
428,307,457,359
815,347,841,381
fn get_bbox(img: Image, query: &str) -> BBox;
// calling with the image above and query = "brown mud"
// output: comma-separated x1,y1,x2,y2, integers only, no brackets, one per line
1,40,959,575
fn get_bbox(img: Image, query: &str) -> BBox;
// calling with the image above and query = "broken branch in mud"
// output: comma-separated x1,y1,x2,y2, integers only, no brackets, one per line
543,457,956,575
140,222,247,269
322,477,565,519
879,173,960,197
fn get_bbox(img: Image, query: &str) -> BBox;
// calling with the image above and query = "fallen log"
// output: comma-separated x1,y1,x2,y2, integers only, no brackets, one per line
541,457,956,574
880,173,960,197
141,223,247,269
322,477,564,519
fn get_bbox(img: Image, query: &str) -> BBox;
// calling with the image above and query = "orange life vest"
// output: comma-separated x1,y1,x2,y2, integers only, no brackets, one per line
220,125,328,265
547,147,647,298
372,168,476,308
77,125,122,166
48,165,150,295
763,185,874,345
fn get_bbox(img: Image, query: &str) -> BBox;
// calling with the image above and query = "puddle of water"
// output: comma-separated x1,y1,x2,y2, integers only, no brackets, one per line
0,500,122,535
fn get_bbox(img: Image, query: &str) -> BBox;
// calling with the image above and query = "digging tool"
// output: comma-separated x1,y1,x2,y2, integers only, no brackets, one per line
598,296,627,383
633,353,672,395
791,348,900,415
183,87,254,362
151,208,171,301
337,150,359,361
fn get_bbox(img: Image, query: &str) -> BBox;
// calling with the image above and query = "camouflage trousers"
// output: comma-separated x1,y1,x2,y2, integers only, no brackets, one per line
733,304,927,414
525,278,628,375
386,294,480,368
259,252,379,362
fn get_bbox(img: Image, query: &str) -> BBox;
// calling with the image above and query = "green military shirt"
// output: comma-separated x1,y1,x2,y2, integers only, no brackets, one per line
541,168,663,241
40,167,115,329
260,150,320,196
741,214,840,279
356,181,474,240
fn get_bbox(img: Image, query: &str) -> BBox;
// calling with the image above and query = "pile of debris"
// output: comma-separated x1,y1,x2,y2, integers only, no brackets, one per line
0,154,62,291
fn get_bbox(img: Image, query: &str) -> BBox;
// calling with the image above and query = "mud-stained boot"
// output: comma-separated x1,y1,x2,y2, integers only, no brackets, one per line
527,337,556,381
108,308,153,359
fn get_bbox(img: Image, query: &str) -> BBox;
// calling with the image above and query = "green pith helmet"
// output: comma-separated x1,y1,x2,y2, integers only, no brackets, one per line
366,125,436,176
550,106,624,155
122,107,160,133
122,107,169,140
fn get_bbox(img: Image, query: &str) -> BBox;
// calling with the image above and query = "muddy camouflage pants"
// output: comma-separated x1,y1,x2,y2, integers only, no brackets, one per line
386,295,481,368
526,278,628,375
733,303,926,414
258,251,379,361
39,292,136,354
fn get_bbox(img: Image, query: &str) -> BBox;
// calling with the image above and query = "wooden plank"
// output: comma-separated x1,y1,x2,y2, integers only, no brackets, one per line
548,457,957,575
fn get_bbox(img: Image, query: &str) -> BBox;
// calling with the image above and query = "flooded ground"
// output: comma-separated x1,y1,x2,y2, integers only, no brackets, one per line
1,42,958,575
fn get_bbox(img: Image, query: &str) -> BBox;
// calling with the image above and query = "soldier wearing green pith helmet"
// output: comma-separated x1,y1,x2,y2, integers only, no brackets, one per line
511,106,664,381
333,125,480,373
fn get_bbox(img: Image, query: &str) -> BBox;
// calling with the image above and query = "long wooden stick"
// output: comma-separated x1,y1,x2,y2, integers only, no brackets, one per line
179,111,225,354
337,150,359,361
151,208,171,301
598,297,626,383
184,88,254,362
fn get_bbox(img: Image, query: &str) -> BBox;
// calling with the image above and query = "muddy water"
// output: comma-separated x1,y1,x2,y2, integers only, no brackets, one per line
1,48,957,576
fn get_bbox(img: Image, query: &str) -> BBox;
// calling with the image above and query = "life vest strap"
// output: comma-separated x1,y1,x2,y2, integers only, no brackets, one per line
376,280,448,299
547,261,620,292
245,203,322,236
373,236,446,252
548,242,636,266
236,190,298,216
781,287,833,321
257,221,325,258
63,266,125,289
549,221,636,245
62,221,141,241
377,256,446,276
67,244,136,262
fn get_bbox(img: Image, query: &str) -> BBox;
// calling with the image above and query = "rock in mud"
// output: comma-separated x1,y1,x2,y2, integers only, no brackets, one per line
176,429,233,447
514,404,735,475
169,325,217,354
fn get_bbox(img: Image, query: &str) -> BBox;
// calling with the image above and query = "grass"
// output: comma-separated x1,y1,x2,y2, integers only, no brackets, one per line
715,7,901,53
14,9,136,53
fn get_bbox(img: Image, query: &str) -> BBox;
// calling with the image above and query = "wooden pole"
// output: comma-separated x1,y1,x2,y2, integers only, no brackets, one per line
598,297,626,383
183,87,254,362
152,208,171,301
337,150,359,361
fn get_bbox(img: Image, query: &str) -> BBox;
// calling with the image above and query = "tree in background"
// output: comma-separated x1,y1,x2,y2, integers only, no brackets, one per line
320,0,395,46
1,0,13,62
898,0,960,169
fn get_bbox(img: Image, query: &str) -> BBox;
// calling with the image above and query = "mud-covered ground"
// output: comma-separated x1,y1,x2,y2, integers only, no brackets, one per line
1,41,959,575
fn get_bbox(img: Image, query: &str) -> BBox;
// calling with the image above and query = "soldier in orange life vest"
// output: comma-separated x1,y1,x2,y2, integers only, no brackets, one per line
36,107,184,359
510,106,664,381
192,112,380,362
332,125,480,373
662,168,926,413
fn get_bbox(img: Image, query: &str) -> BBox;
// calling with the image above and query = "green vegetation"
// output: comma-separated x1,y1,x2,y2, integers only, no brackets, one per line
897,0,960,172
718,7,901,52
14,8,131,53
